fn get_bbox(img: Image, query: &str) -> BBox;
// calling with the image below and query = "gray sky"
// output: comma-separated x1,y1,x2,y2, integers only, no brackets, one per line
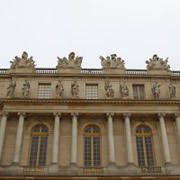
0,0,180,70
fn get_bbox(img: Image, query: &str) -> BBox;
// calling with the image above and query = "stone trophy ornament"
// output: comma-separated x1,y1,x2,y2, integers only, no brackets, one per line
71,80,79,98
57,52,82,73
9,51,36,73
6,80,16,98
104,81,114,98
22,80,30,98
146,55,172,75
151,82,161,99
56,80,64,98
119,81,129,99
100,54,126,74
168,83,176,99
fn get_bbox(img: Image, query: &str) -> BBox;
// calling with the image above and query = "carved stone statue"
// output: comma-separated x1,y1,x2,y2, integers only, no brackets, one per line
119,81,129,99
151,82,161,99
100,54,125,69
168,83,176,98
104,81,114,98
57,52,82,69
146,55,170,70
22,80,30,98
56,80,64,98
71,80,79,98
6,81,16,97
10,51,35,69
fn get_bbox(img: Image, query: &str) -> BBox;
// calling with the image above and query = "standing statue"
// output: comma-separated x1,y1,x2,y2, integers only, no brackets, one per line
71,81,79,98
119,81,129,99
104,81,114,98
56,80,64,98
6,81,16,97
151,82,161,99
22,80,30,98
168,83,176,98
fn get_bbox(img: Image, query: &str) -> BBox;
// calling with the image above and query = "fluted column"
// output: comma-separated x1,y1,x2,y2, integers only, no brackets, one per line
13,112,25,164
158,113,171,164
175,113,180,144
107,113,115,164
71,113,78,165
123,113,134,165
0,112,8,160
52,113,61,164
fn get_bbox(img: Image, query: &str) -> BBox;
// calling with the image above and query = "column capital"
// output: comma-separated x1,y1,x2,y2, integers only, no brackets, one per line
71,112,79,117
158,113,166,118
2,112,8,117
123,112,131,118
17,112,26,117
53,112,61,117
106,113,114,117
175,112,180,118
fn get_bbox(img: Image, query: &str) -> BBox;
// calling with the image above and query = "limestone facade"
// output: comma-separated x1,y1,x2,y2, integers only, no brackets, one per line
0,52,180,179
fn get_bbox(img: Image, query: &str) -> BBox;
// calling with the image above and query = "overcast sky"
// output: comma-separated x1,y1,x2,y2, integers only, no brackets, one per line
0,0,180,70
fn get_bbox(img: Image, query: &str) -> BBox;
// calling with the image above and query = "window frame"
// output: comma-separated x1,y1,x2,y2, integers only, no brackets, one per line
85,84,98,99
133,84,145,100
37,83,51,99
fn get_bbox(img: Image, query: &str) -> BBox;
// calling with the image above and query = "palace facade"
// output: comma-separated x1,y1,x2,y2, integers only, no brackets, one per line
0,52,180,180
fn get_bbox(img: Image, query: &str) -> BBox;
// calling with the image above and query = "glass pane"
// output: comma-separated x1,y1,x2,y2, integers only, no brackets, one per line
136,136,145,166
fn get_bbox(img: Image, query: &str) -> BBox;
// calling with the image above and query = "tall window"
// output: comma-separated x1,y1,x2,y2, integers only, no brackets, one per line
86,85,98,99
133,85,145,100
29,125,48,167
38,84,51,99
136,126,155,166
84,126,101,167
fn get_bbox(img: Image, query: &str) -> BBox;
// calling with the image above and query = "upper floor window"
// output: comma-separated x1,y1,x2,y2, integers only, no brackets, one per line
133,85,145,100
136,126,155,167
38,84,51,99
29,125,48,167
86,85,98,99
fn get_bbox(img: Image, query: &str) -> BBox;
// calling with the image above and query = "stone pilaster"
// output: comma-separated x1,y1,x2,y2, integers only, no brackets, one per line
0,112,8,161
13,112,25,164
158,113,171,165
175,113,180,144
123,113,134,165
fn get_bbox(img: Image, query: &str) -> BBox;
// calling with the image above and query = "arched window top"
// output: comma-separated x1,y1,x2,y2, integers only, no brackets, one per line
32,125,48,133
136,125,151,134
84,125,100,134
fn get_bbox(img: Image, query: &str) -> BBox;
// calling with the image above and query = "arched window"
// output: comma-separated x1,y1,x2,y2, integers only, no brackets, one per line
84,126,101,167
29,125,48,167
136,126,156,167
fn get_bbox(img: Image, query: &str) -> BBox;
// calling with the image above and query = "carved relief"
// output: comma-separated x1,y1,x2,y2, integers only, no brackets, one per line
146,54,170,70
71,80,79,98
100,54,125,69
119,81,129,99
168,83,176,99
10,51,35,69
22,80,30,98
104,81,114,98
57,52,82,69
56,80,64,98
6,80,16,97
151,82,161,99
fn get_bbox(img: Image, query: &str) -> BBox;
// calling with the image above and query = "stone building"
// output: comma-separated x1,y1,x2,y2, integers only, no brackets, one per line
0,52,180,180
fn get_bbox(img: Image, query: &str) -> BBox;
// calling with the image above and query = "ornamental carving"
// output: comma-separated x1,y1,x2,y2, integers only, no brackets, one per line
57,52,82,69
100,54,125,69
22,80,30,98
151,82,161,99
10,51,35,69
168,83,176,99
146,54,170,70
119,81,129,99
104,81,114,98
6,80,16,98
56,80,64,98
71,80,79,98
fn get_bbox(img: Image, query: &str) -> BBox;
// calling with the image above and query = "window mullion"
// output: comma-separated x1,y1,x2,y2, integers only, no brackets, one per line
36,136,41,166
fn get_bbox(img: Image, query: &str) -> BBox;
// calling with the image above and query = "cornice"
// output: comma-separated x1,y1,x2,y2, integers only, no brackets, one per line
0,98,180,105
